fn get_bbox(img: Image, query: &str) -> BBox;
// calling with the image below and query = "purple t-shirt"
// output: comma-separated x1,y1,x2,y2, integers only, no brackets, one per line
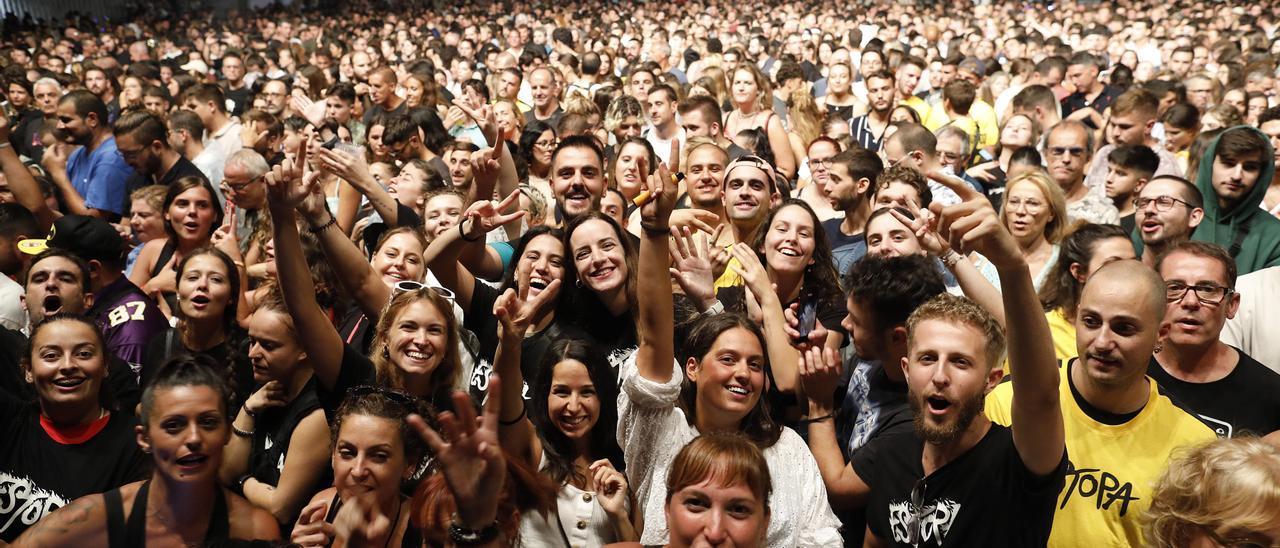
88,277,168,378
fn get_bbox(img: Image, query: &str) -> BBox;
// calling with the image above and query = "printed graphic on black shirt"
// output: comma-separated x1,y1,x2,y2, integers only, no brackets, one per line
887,497,961,545
0,472,68,537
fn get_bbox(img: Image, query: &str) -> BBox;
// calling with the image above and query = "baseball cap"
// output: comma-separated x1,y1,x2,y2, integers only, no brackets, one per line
18,215,127,265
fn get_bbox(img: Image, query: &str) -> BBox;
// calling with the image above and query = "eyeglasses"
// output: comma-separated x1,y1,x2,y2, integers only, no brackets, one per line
221,176,263,192
1134,195,1194,212
116,147,146,160
534,138,558,150
906,478,928,545
1201,526,1279,548
808,156,834,168
1047,146,1087,158
1006,198,1045,214
1165,281,1233,306
392,280,456,303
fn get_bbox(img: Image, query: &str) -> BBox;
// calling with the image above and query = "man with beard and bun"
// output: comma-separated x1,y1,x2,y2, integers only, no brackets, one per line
822,148,881,275
549,134,607,224
1148,241,1280,438
849,71,896,151
985,259,1214,547
45,91,136,220
1133,175,1204,267
803,171,1067,547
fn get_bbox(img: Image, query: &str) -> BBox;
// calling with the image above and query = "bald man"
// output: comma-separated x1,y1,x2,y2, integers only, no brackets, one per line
986,260,1214,548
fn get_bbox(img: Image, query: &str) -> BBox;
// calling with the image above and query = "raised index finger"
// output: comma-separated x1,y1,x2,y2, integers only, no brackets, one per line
926,169,978,201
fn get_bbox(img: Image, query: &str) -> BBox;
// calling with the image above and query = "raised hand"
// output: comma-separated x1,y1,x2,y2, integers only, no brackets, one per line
888,199,949,257
799,345,843,412
927,170,1021,269
668,208,720,235
493,280,561,342
290,498,335,547
589,459,629,519
453,99,498,146
331,492,393,547
317,147,372,186
264,143,310,210
460,188,525,240
469,145,503,190
637,157,676,230
728,242,773,303
669,225,718,311
965,160,1000,183
408,378,506,528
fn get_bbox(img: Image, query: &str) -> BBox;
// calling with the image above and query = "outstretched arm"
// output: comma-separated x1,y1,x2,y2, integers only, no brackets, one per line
0,114,57,230
636,160,679,383
294,177,392,321
266,148,347,390
797,331,872,510
928,170,1063,477
492,283,560,467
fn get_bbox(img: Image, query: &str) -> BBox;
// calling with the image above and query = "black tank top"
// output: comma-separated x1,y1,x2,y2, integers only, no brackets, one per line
103,480,230,548
826,103,855,121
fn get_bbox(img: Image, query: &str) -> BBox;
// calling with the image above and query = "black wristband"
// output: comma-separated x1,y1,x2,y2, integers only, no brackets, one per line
448,517,500,545
233,474,252,497
803,414,834,424
639,222,670,236
232,424,255,438
308,214,337,234
459,218,483,242
498,401,527,426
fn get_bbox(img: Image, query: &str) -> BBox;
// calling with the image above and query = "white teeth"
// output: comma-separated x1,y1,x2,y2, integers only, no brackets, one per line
727,386,748,395
54,378,84,387
406,350,429,360
779,248,800,257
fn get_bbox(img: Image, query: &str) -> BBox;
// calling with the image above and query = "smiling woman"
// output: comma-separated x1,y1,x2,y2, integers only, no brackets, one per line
0,315,149,544
7,355,280,547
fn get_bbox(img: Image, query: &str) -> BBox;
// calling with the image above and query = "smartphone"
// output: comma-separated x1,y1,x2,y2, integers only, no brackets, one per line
321,135,339,150
797,299,818,340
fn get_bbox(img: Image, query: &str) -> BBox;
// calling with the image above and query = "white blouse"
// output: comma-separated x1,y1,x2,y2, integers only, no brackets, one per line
518,451,630,547
616,351,843,547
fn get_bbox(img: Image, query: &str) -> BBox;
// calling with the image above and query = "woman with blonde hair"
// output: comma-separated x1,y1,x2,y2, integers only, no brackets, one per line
1145,437,1280,548
786,87,824,172
724,63,796,179
999,170,1068,290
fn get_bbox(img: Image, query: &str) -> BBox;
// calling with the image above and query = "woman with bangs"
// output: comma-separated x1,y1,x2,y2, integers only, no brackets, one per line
659,433,773,548
268,151,466,423
624,165,840,546
129,176,224,317
140,246,251,405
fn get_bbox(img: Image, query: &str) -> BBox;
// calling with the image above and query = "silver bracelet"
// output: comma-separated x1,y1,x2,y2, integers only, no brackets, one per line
941,250,964,269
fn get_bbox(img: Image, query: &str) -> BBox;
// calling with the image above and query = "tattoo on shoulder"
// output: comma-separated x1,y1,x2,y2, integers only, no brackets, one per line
23,496,98,542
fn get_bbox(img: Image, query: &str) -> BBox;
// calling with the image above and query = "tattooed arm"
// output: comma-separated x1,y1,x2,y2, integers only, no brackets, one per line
8,492,110,547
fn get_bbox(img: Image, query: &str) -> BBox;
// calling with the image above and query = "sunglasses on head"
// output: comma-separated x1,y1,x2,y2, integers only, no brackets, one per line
392,281,456,303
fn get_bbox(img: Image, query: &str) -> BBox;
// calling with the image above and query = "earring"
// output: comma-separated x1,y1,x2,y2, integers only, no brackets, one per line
575,278,583,288
1153,343,1164,354
382,347,390,359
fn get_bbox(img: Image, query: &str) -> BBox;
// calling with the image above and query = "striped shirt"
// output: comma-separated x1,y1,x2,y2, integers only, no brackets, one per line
849,114,888,151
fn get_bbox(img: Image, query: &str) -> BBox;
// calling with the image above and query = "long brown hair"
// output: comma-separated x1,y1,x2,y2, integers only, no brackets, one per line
369,287,462,395
678,313,783,448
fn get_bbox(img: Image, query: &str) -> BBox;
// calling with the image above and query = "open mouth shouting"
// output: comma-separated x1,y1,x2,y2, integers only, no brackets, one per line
188,293,212,311
924,394,952,417
1140,217,1163,235
42,294,63,317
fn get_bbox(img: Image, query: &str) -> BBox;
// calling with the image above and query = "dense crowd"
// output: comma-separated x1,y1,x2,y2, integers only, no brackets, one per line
2,0,1280,546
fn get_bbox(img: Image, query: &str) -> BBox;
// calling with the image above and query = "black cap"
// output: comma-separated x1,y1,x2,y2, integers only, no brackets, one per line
18,214,127,265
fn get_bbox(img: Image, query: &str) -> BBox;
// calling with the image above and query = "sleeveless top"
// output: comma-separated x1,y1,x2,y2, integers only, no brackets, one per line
723,110,777,139
825,102,855,121
148,240,180,316
249,379,329,492
103,480,230,548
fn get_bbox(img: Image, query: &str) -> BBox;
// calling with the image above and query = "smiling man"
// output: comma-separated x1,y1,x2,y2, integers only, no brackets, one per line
1148,241,1280,438
1134,175,1205,266
550,134,606,223
1190,127,1280,274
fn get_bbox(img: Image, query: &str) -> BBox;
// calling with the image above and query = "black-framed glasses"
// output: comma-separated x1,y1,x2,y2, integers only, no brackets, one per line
1134,195,1194,212
221,176,263,192
1200,526,1279,548
1165,281,1233,306
906,478,928,545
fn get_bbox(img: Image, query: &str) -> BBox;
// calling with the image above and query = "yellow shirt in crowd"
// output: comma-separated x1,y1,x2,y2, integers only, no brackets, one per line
985,362,1215,548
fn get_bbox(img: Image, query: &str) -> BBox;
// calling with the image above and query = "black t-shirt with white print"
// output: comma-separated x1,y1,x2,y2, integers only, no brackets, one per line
851,423,1067,547
1148,347,1280,438
0,395,151,542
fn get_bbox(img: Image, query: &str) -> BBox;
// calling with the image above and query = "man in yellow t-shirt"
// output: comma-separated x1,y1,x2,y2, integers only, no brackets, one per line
987,260,1215,548
712,156,779,288
922,80,1000,151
